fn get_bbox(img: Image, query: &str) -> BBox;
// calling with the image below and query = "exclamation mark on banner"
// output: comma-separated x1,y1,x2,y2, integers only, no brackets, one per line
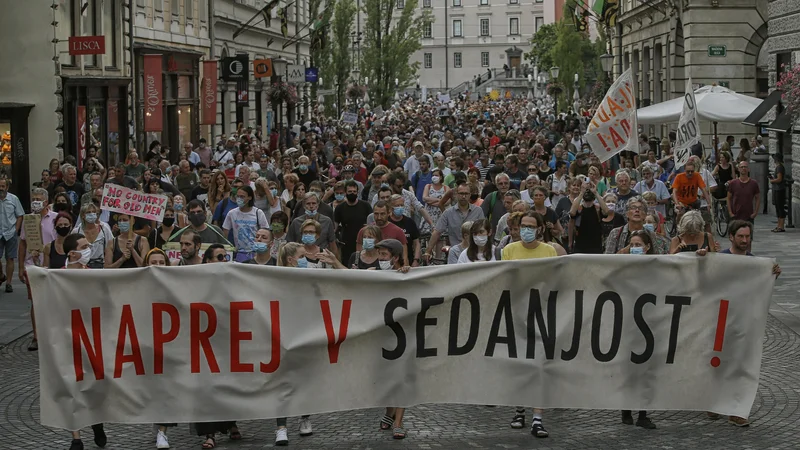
710,300,729,368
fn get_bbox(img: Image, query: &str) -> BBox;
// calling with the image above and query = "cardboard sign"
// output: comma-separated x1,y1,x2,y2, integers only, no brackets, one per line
100,184,167,222
22,214,43,252
340,112,358,124
673,78,700,169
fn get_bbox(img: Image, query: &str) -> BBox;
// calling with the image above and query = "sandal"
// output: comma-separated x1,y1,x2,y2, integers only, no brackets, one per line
202,436,216,448
379,414,394,430
229,429,242,440
531,422,549,438
392,427,406,439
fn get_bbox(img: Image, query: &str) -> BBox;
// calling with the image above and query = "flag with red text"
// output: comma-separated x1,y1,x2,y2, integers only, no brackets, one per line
586,68,638,162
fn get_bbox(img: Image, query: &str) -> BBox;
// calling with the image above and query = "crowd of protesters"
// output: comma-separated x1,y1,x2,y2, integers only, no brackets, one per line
5,95,782,450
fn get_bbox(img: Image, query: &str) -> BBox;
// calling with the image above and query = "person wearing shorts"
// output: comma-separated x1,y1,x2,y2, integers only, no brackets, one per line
0,178,24,293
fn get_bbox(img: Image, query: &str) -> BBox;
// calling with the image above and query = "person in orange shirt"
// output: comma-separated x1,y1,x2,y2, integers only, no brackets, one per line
671,160,711,221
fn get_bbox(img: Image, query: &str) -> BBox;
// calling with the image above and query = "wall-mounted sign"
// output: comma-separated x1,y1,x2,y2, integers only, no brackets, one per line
254,59,273,78
143,54,163,132
202,61,218,125
68,36,105,55
708,45,727,57
287,64,305,84
305,67,319,83
221,55,249,81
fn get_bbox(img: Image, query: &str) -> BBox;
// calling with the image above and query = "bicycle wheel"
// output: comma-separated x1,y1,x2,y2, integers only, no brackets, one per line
715,202,728,237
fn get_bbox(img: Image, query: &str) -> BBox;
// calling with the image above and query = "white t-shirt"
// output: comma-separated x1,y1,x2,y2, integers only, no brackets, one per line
235,162,261,177
699,168,717,208
457,247,497,263
222,207,268,252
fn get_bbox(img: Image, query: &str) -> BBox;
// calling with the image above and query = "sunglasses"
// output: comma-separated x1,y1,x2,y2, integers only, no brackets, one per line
213,253,226,261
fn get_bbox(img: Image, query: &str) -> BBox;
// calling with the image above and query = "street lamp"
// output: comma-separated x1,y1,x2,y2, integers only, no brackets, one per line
599,53,614,80
271,57,289,138
573,73,581,114
364,76,370,108
527,74,533,100
549,66,560,113
416,77,421,101
394,78,400,101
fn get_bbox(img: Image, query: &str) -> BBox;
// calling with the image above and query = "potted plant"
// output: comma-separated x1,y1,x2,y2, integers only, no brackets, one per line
777,64,800,125
266,81,299,105
546,81,564,97
347,84,366,101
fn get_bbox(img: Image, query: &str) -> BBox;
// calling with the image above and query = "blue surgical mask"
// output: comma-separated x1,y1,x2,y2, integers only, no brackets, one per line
253,242,269,253
643,223,655,233
335,194,345,202
299,164,308,171
296,256,308,268
629,246,645,255
236,198,246,208
363,238,375,249
393,207,404,217
174,203,183,211
118,221,131,233
270,188,278,197
301,233,316,245
520,227,537,243
85,213,98,224
305,209,317,217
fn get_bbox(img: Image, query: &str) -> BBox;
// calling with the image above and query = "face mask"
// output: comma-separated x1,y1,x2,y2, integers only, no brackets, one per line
75,248,92,266
346,193,358,203
473,235,489,247
230,188,238,196
379,260,392,270
85,213,98,224
305,209,317,217
335,194,345,202
301,233,316,245
31,201,44,213
360,237,376,250
271,223,285,233
299,164,308,171
226,163,235,169
253,242,269,253
162,217,175,227
189,212,206,227
381,183,390,189
643,223,655,233
393,207,404,217
270,189,278,197
54,203,69,212
296,256,309,268
606,203,616,212
117,221,131,233
520,227,537,243
629,246,645,255
56,226,71,237
174,203,184,211
236,198,246,208
431,176,441,184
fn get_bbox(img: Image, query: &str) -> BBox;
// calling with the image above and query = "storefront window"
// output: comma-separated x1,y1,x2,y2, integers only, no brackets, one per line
0,123,12,183
82,0,98,67
107,100,121,167
58,0,75,66
178,106,193,151
103,0,117,68
88,101,105,168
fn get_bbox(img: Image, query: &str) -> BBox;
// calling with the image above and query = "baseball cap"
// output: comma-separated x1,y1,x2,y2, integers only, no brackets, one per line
413,141,424,148
375,239,403,258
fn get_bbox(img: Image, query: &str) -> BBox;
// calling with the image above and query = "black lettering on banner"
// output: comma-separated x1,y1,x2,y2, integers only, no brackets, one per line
684,92,695,110
485,290,517,358
591,291,623,362
561,290,584,361
448,293,480,356
417,297,445,358
665,295,692,364
382,297,408,360
526,289,557,360
631,293,656,364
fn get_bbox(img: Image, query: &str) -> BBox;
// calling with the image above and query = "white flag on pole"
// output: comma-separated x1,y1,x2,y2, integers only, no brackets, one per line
586,69,638,163
673,78,701,169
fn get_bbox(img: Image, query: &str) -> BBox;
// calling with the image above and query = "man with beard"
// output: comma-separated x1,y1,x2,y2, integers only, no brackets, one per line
170,200,231,246
334,180,372,264
177,230,203,265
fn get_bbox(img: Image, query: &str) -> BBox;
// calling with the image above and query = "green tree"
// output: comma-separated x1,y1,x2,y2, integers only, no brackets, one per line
361,0,430,108
323,0,357,117
525,23,557,70
309,0,336,110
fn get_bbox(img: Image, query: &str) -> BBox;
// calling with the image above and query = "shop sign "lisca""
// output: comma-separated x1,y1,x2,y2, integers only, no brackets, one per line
68,36,106,56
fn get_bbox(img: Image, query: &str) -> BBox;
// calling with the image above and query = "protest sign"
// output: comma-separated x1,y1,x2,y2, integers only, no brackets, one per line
340,112,358,124
674,78,701,169
586,69,638,162
22,214,43,252
28,254,775,430
100,183,167,222
437,93,451,103
372,106,384,118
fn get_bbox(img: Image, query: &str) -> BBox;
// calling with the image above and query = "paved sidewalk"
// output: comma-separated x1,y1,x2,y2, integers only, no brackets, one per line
0,213,798,449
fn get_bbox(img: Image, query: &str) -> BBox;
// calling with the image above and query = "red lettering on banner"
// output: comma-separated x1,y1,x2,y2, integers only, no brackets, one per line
320,300,352,364
260,301,282,373
597,106,610,123
114,304,145,378
230,301,254,373
620,119,632,138
71,308,105,382
153,303,180,375
610,127,625,147
607,97,624,116
190,303,220,373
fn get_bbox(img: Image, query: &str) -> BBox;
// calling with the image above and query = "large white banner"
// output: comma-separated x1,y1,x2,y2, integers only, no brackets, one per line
587,69,639,162
674,78,701,169
29,254,775,430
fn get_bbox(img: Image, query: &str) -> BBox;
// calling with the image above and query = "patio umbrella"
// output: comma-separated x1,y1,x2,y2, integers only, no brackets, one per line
637,85,763,124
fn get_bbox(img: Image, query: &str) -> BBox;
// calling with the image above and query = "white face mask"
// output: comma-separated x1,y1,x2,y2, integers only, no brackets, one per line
76,248,92,266
473,235,489,247
379,260,392,270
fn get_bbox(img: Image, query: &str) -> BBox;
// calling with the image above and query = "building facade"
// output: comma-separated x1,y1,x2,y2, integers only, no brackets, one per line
411,0,563,90
615,0,769,146
767,0,800,222
0,0,133,206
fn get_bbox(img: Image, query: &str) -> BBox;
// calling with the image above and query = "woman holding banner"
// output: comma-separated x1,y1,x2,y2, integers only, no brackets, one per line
105,213,149,268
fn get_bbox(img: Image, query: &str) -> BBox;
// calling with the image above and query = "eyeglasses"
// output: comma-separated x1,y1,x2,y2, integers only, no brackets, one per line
213,253,226,261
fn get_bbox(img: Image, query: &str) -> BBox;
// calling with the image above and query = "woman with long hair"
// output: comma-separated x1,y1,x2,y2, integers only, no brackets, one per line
43,212,75,269
422,168,449,233
105,213,150,268
48,158,63,184
207,171,231,213
348,224,383,269
144,248,171,266
458,219,496,263
72,203,113,268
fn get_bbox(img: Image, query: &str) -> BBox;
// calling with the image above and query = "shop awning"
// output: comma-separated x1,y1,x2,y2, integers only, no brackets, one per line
741,89,782,126
0,102,34,109
133,42,205,56
766,111,795,133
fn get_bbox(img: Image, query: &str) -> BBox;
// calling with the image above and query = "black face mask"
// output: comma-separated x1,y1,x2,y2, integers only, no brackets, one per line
188,212,206,227
54,203,69,212
162,217,175,227
345,193,358,203
56,226,71,237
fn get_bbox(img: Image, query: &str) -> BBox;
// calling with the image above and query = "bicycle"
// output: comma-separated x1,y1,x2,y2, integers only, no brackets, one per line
713,197,729,237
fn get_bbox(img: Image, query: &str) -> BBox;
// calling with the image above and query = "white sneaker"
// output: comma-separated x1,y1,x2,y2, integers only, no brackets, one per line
299,417,313,436
156,430,170,449
275,427,289,446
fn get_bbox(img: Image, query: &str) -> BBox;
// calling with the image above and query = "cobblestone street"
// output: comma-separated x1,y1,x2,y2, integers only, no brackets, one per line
1,216,798,449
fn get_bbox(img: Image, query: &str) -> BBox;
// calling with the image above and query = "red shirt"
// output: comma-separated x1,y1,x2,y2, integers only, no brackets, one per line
354,166,368,184
728,178,760,221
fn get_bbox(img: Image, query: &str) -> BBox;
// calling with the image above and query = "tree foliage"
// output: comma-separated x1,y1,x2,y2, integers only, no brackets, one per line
310,0,336,100
361,0,431,108
324,0,357,116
